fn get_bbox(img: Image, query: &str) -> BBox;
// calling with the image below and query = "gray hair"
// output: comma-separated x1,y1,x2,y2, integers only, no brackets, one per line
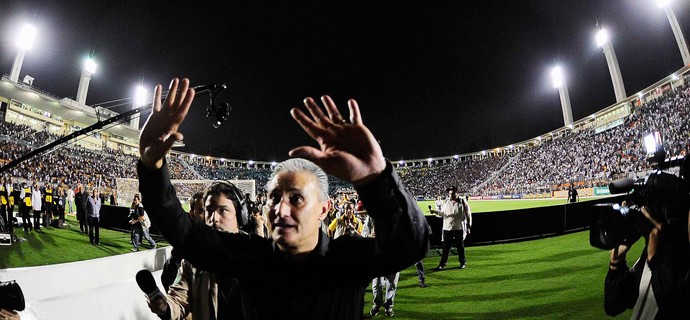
268,158,329,201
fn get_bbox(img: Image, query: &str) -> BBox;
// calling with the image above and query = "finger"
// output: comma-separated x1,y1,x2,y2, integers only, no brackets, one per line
348,99,363,125
291,108,322,140
174,88,195,123
175,78,191,110
321,95,344,123
289,146,325,162
304,97,331,126
153,84,163,112
165,78,180,108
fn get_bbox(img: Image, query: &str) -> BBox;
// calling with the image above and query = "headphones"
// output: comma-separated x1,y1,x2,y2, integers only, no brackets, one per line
205,180,247,227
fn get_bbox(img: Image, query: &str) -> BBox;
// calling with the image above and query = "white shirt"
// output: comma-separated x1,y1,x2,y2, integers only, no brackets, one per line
435,198,471,231
31,188,42,211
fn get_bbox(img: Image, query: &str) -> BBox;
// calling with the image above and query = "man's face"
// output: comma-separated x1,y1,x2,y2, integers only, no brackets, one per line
344,203,355,218
267,171,328,252
448,189,457,199
190,197,205,222
205,194,239,232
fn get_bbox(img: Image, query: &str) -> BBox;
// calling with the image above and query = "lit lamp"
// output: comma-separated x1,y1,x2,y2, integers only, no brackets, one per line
10,23,37,83
551,65,573,126
655,0,690,65
76,58,97,105
596,27,627,102
131,85,148,129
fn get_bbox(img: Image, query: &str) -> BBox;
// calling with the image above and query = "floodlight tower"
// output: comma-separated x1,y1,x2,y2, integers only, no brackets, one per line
10,23,37,83
656,0,690,65
76,58,97,105
551,65,573,126
596,27,627,102
131,85,148,129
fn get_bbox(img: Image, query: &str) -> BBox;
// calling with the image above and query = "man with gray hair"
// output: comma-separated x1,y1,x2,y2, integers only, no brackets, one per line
138,78,428,319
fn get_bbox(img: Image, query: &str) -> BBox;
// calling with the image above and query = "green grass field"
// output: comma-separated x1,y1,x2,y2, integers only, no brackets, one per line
418,197,601,214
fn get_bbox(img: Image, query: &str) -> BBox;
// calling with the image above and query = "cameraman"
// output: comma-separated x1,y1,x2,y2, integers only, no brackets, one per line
327,201,363,239
605,203,690,319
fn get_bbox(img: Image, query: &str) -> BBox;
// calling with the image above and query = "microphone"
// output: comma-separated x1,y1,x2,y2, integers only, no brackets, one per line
608,178,636,194
136,269,165,300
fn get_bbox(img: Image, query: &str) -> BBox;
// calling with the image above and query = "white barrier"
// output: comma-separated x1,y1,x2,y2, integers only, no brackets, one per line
0,247,172,320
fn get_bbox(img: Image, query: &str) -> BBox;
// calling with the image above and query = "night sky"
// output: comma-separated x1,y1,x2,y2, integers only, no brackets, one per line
1,1,688,162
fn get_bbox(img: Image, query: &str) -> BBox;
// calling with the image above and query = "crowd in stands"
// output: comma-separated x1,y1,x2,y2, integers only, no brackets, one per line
0,83,688,201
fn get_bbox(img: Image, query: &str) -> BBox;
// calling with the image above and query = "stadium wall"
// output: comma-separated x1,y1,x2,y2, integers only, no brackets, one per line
0,247,172,320
425,195,625,247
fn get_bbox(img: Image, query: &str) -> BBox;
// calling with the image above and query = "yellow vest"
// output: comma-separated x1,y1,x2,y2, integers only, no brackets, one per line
45,188,53,203
8,186,13,205
0,186,6,205
24,187,32,207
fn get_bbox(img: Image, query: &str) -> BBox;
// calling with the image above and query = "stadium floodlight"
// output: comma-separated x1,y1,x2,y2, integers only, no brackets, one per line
16,23,37,50
398,160,405,165
84,58,97,74
248,160,254,165
190,154,195,159
76,57,98,105
551,66,564,88
655,0,672,8
655,0,690,65
134,85,148,107
595,26,627,102
10,23,38,83
271,161,277,166
595,29,609,47
453,155,459,159
551,65,573,126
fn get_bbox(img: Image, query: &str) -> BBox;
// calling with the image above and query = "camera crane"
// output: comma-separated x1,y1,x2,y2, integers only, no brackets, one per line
0,83,228,175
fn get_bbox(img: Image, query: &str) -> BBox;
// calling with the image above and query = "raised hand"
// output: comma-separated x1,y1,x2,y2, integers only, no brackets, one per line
139,78,196,169
289,96,386,186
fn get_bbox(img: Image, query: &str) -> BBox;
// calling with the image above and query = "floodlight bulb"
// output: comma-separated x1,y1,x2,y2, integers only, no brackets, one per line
398,160,405,165
551,66,563,88
427,158,433,162
655,0,672,8
134,85,148,107
16,23,37,50
644,133,657,154
84,58,97,74
596,29,609,47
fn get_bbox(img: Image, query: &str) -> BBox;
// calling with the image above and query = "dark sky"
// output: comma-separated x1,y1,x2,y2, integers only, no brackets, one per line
1,1,688,162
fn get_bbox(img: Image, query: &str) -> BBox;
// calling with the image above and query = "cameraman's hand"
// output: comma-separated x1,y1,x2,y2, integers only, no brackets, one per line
147,295,169,316
609,244,630,270
0,309,20,320
640,206,664,261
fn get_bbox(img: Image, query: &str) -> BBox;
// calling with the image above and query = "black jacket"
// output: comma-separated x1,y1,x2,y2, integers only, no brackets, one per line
138,160,429,320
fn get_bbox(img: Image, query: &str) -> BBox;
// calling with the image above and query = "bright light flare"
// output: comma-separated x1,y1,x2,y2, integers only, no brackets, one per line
551,66,564,88
16,23,37,50
596,29,609,47
134,85,148,107
84,58,97,74
655,0,672,8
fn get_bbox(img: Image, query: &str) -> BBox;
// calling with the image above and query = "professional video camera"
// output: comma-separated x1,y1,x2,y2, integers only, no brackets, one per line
0,280,25,311
589,132,690,250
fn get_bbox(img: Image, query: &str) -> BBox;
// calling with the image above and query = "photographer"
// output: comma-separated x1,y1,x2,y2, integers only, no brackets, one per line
603,160,690,319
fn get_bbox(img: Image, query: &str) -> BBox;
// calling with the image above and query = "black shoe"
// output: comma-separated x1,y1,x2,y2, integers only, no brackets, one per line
460,263,466,269
385,307,394,317
419,280,427,288
370,306,380,316
435,265,446,271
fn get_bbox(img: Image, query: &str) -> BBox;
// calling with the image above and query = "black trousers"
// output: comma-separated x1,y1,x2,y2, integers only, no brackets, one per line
21,204,31,231
88,216,99,244
439,230,466,266
33,209,42,229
